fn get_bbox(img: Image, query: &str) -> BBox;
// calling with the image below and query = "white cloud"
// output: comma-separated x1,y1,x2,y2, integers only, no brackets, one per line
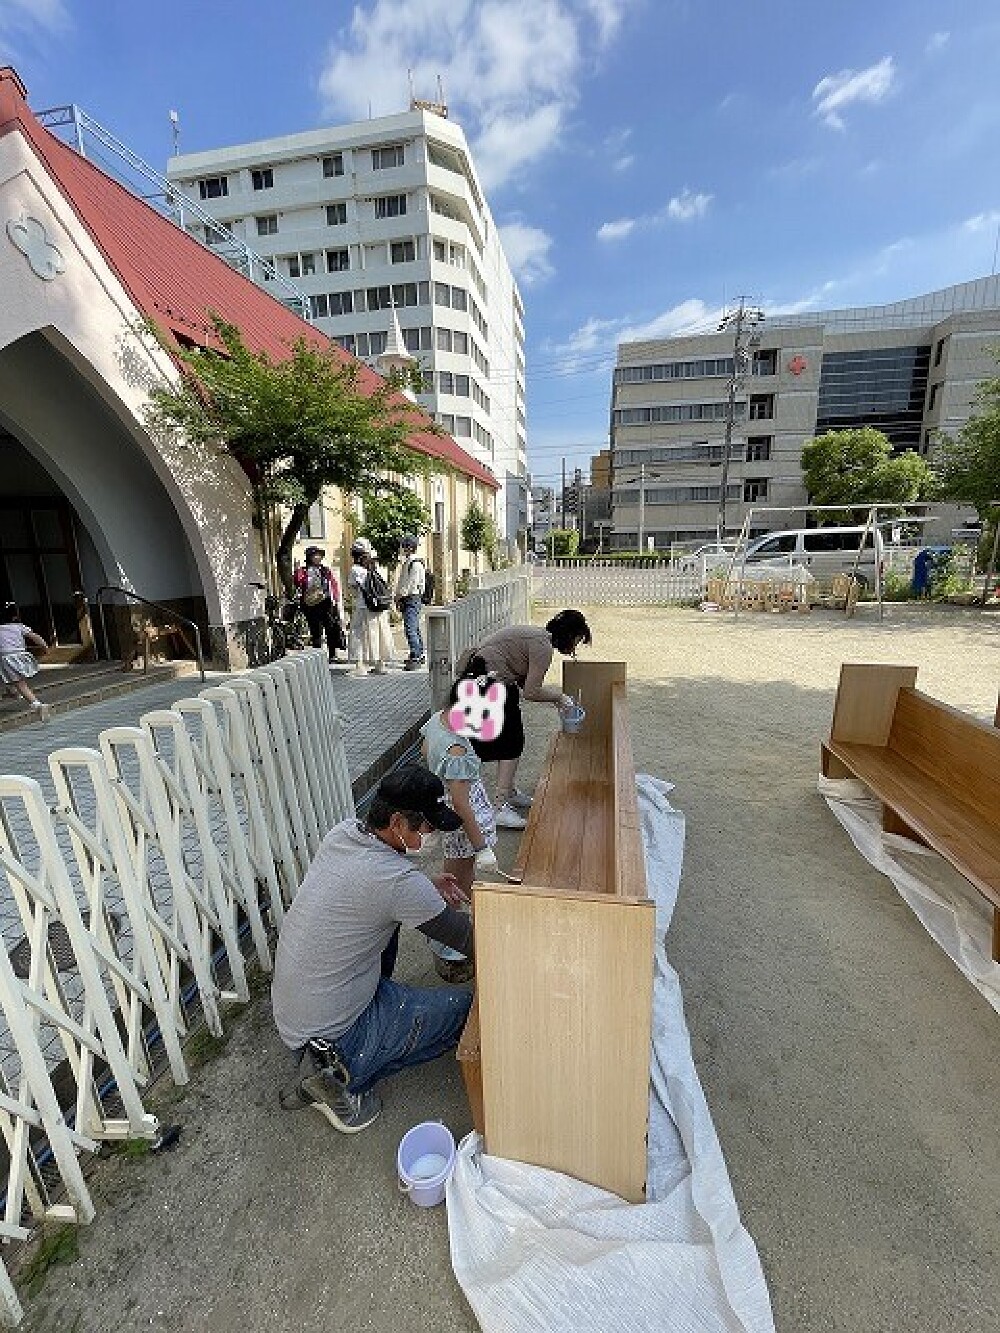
612,153,634,172
812,55,895,131
666,188,713,222
498,221,554,286
318,0,631,192
620,299,721,344
0,0,69,58
597,188,713,242
597,218,636,241
926,31,950,55
962,210,1000,234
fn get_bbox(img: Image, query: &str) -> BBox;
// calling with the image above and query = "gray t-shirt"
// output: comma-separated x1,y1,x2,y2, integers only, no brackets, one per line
271,818,445,1049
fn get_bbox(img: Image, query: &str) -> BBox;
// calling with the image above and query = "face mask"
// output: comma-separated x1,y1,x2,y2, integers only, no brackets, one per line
396,827,437,856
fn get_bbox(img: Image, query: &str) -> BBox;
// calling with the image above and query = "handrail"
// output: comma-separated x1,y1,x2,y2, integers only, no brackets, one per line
94,586,206,682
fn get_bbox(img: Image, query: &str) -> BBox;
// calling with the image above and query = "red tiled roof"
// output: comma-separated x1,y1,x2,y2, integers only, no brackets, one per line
0,66,498,489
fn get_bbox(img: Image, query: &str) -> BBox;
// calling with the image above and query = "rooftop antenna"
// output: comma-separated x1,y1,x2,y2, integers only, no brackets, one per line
168,108,179,156
408,68,415,103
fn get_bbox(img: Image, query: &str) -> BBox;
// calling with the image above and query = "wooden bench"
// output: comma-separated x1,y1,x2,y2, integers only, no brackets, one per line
458,661,655,1203
821,664,1000,960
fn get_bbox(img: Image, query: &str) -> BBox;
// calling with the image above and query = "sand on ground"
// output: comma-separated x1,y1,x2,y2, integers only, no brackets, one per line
17,601,1000,1333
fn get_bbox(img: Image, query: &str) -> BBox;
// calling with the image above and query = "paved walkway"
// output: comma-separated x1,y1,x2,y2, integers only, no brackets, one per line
0,665,432,799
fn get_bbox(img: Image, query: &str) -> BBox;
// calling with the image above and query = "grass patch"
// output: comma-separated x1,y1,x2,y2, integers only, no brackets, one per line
19,1224,79,1299
108,1137,153,1159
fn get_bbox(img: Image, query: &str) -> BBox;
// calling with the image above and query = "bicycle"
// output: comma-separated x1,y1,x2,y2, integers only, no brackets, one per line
250,582,310,659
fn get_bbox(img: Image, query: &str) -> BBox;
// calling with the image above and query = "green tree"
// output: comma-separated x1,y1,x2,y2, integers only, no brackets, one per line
550,528,580,558
461,502,498,567
936,360,1000,535
800,427,936,516
143,315,431,590
356,490,430,571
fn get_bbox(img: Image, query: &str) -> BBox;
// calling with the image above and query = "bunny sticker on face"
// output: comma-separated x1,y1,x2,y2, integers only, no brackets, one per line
448,677,507,741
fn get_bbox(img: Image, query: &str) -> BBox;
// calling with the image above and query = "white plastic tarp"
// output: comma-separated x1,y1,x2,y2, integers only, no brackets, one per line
819,775,1000,1016
447,776,775,1333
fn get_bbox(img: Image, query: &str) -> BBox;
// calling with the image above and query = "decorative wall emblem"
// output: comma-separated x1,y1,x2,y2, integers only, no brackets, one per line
6,215,66,280
788,355,808,376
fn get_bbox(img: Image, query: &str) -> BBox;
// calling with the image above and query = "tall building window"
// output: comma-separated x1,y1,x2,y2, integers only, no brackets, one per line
326,202,347,226
198,176,228,200
390,239,416,264
372,144,404,170
453,331,469,355
301,253,316,276
288,256,301,278
310,294,329,318
329,291,354,315
437,328,453,352
744,478,769,502
433,239,446,261
748,394,774,420
374,194,407,219
251,167,274,191
326,248,350,272
746,436,772,462
928,383,940,410
455,374,470,397
434,282,451,307
255,214,278,236
439,371,454,394
752,349,777,376
451,286,468,312
323,153,344,178
455,416,472,437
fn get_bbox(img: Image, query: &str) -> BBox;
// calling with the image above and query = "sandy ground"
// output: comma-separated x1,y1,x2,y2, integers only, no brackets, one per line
17,601,1000,1332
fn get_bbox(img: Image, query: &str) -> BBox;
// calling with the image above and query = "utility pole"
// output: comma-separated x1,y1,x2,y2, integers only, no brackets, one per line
561,456,567,534
716,297,764,544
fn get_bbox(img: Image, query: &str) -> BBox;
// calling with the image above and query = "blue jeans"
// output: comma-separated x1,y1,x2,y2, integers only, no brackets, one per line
400,595,424,660
333,977,472,1094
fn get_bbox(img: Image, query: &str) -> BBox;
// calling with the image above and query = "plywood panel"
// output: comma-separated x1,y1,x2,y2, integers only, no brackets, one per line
456,996,485,1136
475,885,655,1203
830,664,918,745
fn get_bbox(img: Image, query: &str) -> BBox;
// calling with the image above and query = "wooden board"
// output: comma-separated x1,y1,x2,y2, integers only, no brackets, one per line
456,995,485,1136
826,740,1000,912
474,885,655,1203
830,664,918,746
889,688,1000,828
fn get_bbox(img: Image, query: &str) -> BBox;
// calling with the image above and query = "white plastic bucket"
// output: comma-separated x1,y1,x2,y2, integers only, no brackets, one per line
561,704,586,734
397,1121,456,1207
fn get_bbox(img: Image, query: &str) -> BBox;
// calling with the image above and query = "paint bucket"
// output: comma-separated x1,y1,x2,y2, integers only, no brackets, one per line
397,1121,456,1208
561,703,586,734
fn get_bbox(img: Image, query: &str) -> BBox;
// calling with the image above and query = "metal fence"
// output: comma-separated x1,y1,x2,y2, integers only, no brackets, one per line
0,649,353,1326
426,575,531,709
531,564,701,606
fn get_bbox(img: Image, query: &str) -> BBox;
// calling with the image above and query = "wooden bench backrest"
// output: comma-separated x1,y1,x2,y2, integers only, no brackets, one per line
889,688,1000,828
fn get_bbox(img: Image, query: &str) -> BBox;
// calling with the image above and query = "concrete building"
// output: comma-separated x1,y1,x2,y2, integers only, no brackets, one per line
0,67,496,666
166,105,529,550
609,278,998,549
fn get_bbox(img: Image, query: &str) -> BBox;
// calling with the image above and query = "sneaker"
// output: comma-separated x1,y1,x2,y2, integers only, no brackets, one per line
299,1073,382,1134
369,665,388,675
494,802,528,830
402,657,426,671
509,787,533,810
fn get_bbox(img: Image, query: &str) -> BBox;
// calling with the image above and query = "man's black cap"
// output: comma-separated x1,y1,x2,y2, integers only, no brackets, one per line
377,765,463,831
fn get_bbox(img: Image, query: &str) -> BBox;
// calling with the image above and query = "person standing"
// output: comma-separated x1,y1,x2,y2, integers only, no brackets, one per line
456,609,592,828
0,604,50,720
394,533,427,670
293,546,346,663
347,538,395,674
272,766,472,1133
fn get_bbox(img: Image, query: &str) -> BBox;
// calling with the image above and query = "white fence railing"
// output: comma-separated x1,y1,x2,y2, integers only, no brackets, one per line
532,565,701,606
426,574,531,708
0,649,352,1325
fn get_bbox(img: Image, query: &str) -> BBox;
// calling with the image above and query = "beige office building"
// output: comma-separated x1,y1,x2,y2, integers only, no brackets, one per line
609,277,998,548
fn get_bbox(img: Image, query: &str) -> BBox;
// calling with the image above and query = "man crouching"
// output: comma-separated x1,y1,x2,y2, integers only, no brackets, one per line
272,766,472,1132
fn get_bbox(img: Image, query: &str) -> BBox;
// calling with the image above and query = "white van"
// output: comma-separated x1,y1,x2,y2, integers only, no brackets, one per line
743,525,884,586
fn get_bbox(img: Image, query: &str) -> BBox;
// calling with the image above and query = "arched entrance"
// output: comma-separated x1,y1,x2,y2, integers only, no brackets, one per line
0,329,209,661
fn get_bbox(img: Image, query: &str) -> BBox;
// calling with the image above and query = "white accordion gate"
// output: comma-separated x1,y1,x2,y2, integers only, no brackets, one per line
0,650,353,1325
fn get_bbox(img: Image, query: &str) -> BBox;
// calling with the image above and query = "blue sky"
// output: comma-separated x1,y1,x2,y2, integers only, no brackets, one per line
3,1,1000,490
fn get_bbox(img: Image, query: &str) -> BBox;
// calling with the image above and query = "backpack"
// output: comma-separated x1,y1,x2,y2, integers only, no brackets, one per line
420,568,436,606
361,568,392,613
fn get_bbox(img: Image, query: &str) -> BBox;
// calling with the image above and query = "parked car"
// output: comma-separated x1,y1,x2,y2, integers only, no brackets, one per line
675,543,738,574
742,525,884,586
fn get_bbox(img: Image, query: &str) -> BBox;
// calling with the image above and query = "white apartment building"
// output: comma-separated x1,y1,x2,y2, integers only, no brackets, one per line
167,105,528,546
609,276,997,549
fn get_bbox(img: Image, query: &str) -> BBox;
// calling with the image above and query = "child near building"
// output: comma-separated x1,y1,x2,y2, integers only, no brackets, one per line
420,655,499,981
0,604,50,720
